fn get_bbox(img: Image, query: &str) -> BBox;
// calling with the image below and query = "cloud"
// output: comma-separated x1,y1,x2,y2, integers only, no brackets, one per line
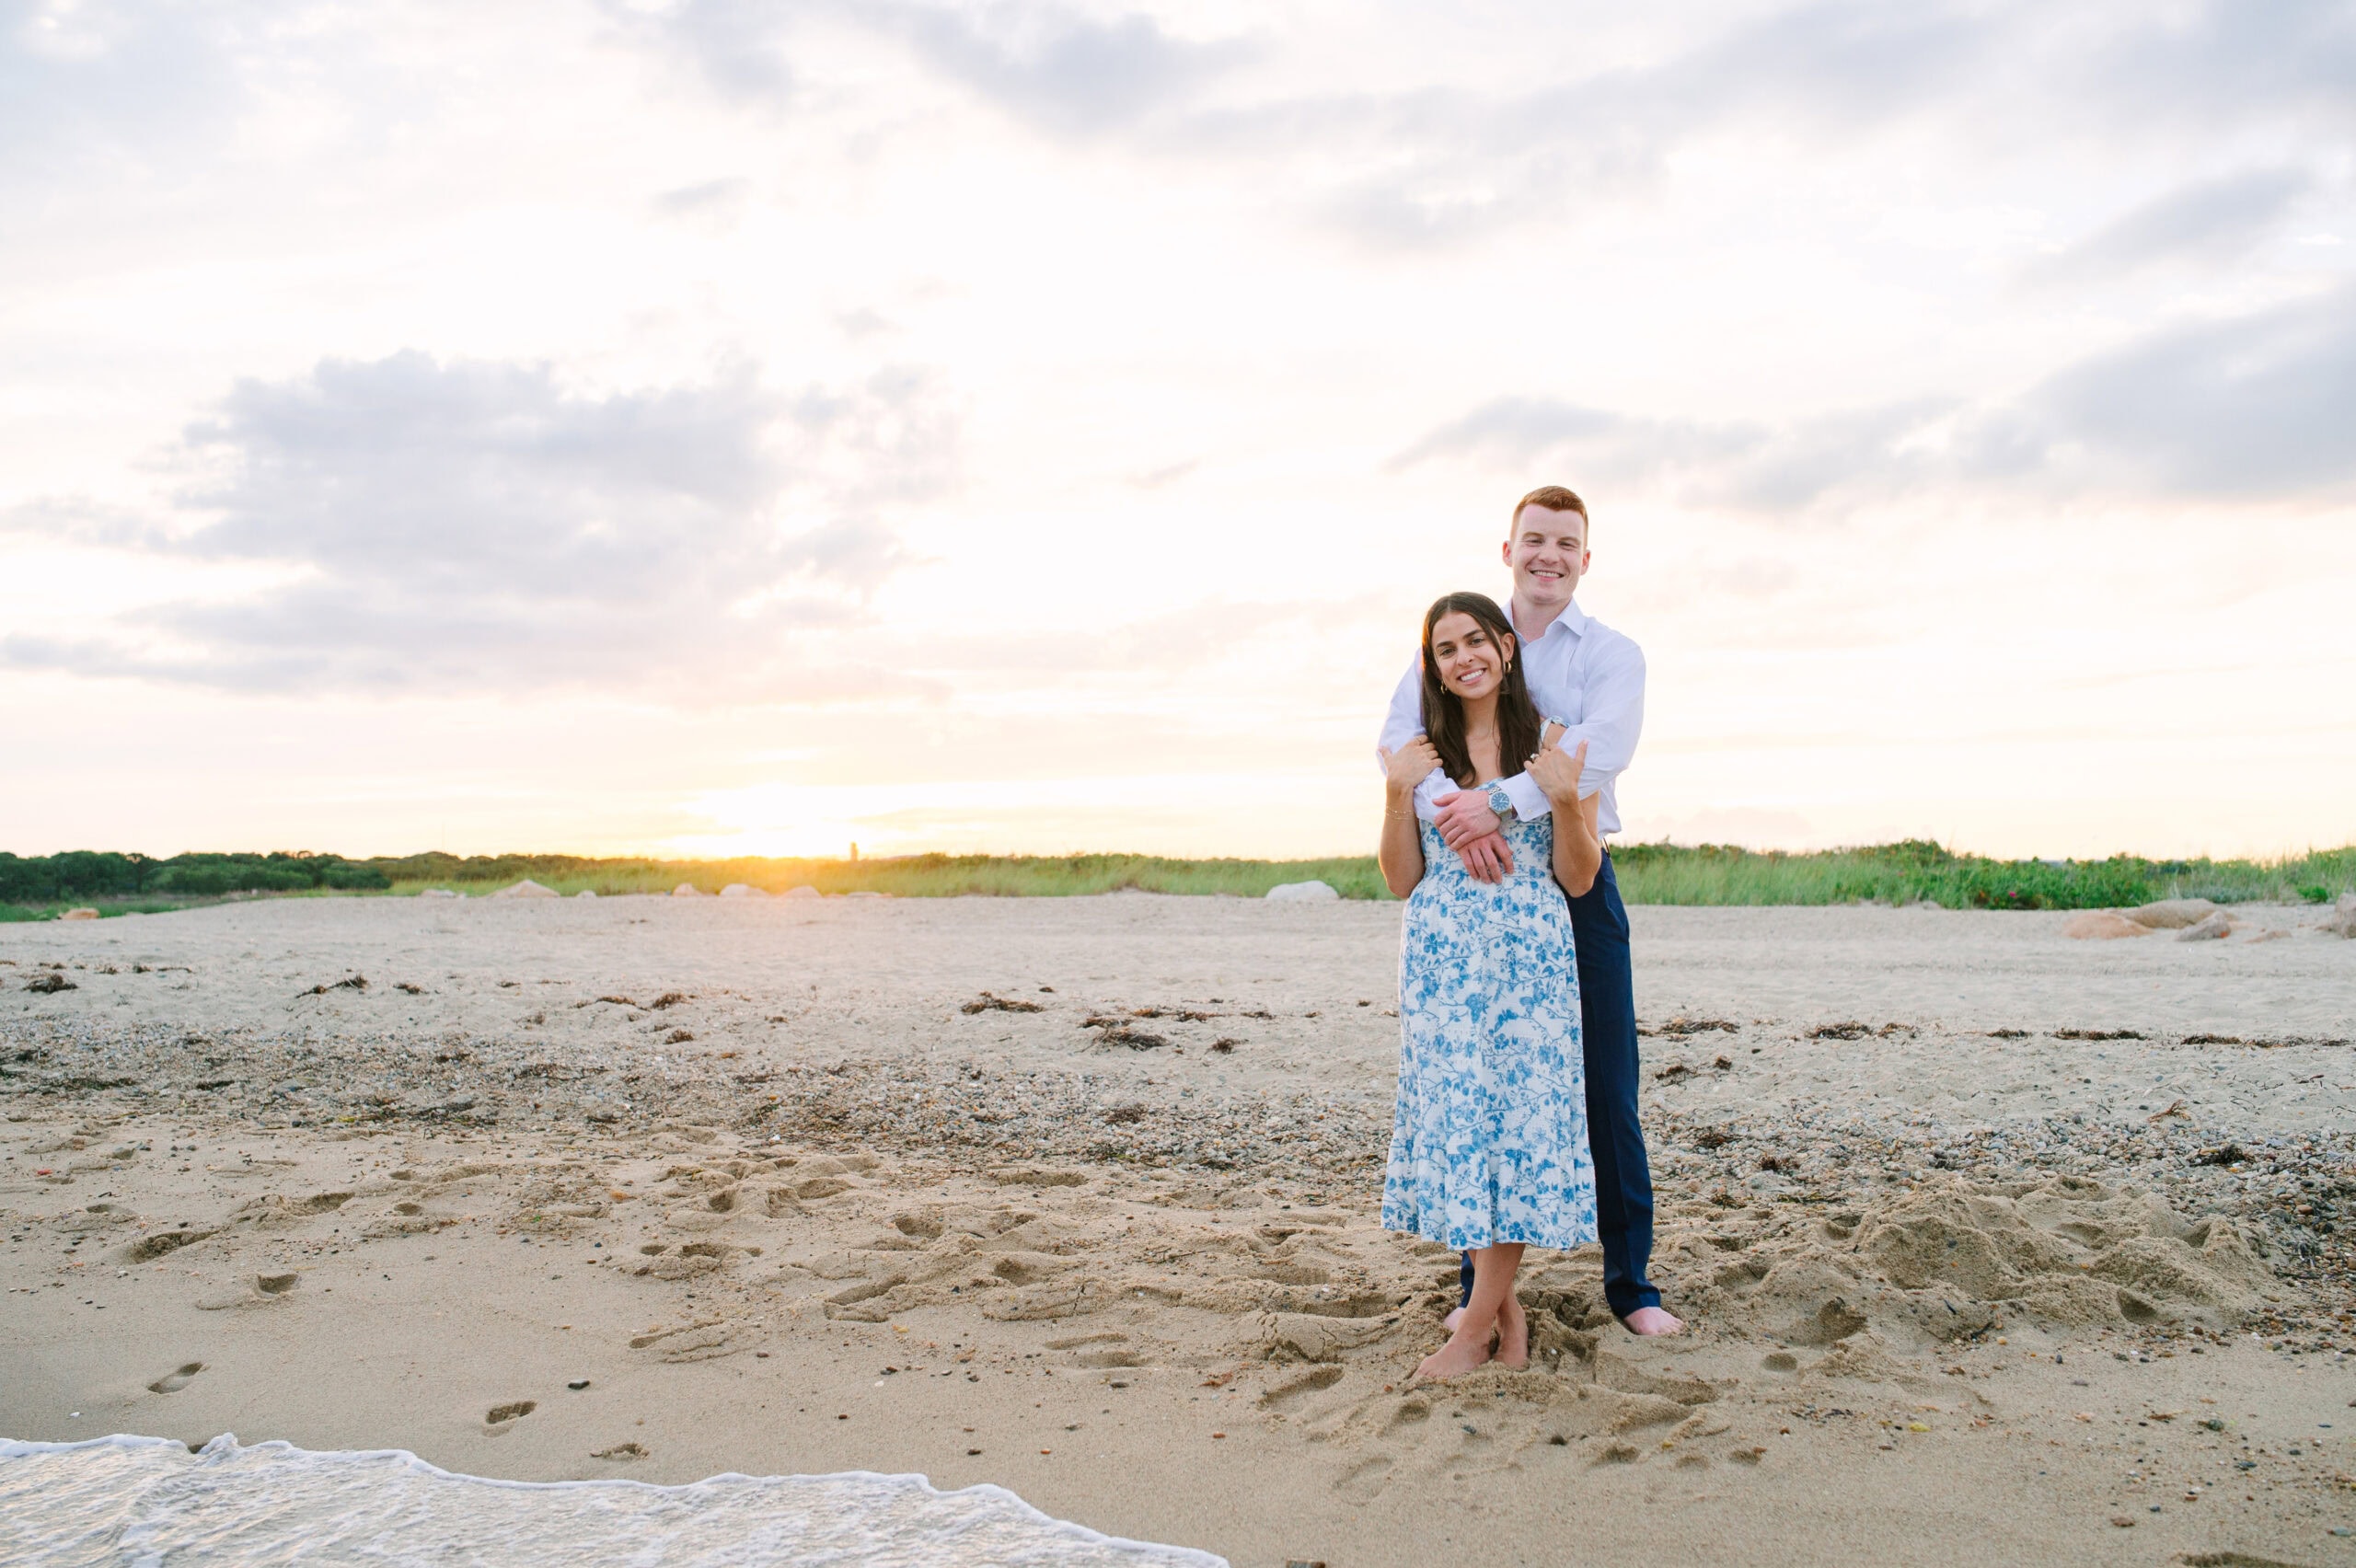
620,0,811,102
1388,395,1947,513
1398,287,2356,508
1977,284,2356,494
0,0,240,185
624,0,1240,131
3,352,958,696
2021,167,2312,287
889,1,1243,133
652,177,753,218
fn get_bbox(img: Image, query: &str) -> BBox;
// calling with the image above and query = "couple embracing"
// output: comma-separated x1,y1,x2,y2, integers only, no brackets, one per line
1376,484,1680,1381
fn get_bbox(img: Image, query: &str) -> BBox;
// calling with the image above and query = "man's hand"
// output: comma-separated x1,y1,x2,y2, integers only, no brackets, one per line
1431,795,1512,881
1431,790,1502,850
1456,831,1512,883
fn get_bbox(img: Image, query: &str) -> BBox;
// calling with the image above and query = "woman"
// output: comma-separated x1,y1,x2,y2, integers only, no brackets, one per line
1379,591,1603,1381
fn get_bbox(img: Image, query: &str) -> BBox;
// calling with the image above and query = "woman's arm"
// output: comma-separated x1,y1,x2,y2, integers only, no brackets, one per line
1528,733,1602,896
1552,791,1604,898
1378,740,1439,897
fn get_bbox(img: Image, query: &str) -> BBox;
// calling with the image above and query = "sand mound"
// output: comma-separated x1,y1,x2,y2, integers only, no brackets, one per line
1659,1173,2271,1343
2062,912,2146,940
417,889,459,898
490,881,559,899
673,883,704,898
784,886,821,900
2123,898,2214,929
59,908,98,922
1266,882,1339,902
720,884,765,898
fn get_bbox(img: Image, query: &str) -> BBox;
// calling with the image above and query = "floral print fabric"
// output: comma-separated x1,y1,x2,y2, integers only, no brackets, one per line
1382,815,1599,1251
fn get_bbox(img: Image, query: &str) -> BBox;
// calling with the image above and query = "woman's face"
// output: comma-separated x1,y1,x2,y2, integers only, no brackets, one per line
1428,610,1511,702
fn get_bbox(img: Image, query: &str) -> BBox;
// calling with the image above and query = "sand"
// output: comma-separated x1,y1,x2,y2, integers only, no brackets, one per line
3,894,2352,1565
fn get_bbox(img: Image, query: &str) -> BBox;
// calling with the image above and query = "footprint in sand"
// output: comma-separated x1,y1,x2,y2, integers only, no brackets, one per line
484,1401,537,1433
147,1363,204,1395
593,1441,648,1461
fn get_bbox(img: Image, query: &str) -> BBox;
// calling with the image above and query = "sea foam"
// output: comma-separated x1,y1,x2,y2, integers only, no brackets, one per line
0,1434,1227,1567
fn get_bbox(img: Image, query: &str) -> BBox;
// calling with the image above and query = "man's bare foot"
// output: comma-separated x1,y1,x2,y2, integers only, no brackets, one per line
1621,1305,1684,1336
1493,1295,1530,1369
1414,1331,1494,1382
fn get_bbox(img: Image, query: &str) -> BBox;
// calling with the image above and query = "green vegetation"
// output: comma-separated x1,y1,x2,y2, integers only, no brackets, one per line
2,841,2350,916
367,850,1396,901
0,850,387,918
1607,840,2356,909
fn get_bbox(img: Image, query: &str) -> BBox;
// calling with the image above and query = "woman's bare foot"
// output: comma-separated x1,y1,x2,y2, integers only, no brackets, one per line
1414,1324,1496,1381
1442,1306,1466,1334
1493,1294,1530,1369
1622,1305,1684,1336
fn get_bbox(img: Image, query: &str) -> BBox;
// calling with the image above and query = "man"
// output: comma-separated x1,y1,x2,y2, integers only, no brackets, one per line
1376,484,1681,1336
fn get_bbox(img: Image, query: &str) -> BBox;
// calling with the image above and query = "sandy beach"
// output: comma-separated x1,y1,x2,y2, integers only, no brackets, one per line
4,893,2352,1565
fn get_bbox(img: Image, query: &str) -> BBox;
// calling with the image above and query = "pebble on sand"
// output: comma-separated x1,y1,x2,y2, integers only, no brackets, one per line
491,880,560,900
1266,881,1340,902
2062,912,2148,940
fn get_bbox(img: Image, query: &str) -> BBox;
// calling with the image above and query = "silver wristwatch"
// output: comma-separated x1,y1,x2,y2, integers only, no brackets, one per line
1484,783,1517,825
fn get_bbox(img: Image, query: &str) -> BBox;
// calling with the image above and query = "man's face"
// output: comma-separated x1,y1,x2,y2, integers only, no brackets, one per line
1502,504,1589,609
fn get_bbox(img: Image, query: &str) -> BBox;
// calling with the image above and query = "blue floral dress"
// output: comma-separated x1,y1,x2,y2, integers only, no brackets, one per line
1381,809,1598,1252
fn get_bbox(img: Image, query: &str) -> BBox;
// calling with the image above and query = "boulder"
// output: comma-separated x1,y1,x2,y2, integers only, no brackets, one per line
2319,891,2356,938
719,883,765,898
783,885,822,900
2177,911,2235,942
1265,880,1340,902
2062,912,2148,940
491,880,560,899
672,882,704,897
2122,898,2215,929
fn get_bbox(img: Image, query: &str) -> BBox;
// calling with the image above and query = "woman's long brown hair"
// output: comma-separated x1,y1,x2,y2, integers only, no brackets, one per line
1419,592,1542,790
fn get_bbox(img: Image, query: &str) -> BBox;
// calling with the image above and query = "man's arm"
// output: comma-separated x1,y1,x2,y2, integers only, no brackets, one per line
1432,634,1645,845
1376,656,1462,821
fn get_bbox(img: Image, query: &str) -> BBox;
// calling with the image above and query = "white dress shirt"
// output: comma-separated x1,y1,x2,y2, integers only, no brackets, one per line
1376,597,1644,836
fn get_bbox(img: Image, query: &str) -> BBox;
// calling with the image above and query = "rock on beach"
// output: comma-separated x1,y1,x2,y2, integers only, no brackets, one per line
1266,881,1340,902
2177,910,2236,941
491,880,560,899
2062,912,2148,940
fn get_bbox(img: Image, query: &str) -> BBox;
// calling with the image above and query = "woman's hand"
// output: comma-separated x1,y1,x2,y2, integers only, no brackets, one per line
1380,736,1441,797
1527,737,1588,807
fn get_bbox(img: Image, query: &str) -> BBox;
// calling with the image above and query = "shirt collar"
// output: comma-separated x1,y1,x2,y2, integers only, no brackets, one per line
1515,594,1588,642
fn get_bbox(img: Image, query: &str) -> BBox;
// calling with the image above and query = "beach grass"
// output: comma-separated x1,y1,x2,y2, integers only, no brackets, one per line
4,843,2350,915
368,850,1398,901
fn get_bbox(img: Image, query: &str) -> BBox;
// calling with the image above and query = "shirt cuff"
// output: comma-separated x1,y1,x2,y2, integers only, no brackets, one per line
1499,772,1550,822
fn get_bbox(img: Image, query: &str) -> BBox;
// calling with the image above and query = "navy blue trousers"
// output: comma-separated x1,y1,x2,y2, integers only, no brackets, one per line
1460,849,1659,1317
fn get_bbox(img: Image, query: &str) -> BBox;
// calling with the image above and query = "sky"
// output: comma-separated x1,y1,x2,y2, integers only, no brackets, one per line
3,0,2352,864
